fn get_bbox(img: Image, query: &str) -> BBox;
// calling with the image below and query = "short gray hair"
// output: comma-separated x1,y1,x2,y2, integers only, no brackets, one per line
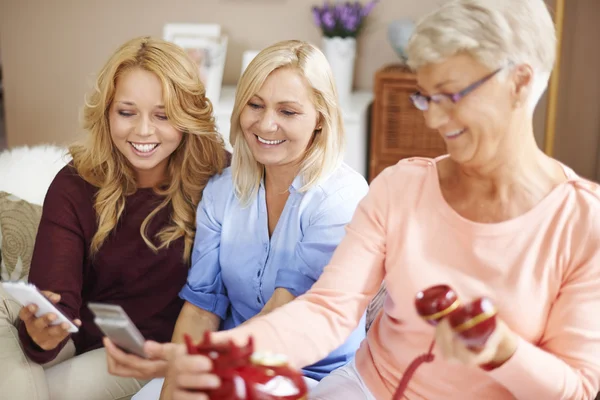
407,0,556,112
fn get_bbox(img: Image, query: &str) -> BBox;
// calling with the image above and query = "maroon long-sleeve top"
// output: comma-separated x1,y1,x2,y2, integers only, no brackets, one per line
18,164,188,364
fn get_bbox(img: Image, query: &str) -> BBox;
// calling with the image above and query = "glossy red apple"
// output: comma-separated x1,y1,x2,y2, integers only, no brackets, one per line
415,284,461,326
447,297,497,350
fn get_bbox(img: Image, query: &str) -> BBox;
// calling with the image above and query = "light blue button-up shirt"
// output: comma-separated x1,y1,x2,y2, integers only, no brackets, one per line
180,163,369,380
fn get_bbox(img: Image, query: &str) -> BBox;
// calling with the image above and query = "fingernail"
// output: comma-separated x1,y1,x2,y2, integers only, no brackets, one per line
28,305,35,312
197,358,212,370
205,376,220,388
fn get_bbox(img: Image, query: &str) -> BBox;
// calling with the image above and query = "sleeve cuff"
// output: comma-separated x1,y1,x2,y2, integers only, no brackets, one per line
487,336,564,399
179,284,229,320
275,269,316,298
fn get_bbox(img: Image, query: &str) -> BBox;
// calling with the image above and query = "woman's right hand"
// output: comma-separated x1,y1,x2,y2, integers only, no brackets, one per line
18,291,82,351
164,344,221,400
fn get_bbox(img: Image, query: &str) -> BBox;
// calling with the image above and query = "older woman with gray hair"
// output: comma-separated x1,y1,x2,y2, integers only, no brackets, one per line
161,0,600,399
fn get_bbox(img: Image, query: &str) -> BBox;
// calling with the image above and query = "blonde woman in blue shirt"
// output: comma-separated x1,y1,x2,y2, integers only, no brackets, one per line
107,40,369,399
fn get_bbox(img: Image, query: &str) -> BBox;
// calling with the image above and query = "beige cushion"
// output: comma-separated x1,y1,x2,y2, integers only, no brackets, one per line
0,191,42,281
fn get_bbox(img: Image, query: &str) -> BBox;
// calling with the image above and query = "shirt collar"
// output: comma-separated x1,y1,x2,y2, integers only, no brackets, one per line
259,173,303,193
290,174,303,193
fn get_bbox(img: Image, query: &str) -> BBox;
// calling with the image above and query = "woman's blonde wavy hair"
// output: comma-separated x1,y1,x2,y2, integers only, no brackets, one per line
230,40,345,206
70,36,227,262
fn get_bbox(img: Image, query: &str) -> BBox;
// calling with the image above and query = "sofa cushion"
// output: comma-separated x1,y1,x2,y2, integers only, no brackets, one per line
0,145,70,206
0,191,42,281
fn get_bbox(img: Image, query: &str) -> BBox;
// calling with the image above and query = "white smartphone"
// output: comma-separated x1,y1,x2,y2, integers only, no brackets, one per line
1,281,79,333
88,302,147,358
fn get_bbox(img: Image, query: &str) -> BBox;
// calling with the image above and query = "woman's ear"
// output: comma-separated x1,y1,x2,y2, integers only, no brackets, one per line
314,117,323,133
511,64,534,108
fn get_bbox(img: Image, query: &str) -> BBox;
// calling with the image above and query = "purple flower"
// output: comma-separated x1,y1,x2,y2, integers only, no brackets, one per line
323,9,336,30
343,15,359,32
311,0,378,38
312,6,322,27
361,0,378,18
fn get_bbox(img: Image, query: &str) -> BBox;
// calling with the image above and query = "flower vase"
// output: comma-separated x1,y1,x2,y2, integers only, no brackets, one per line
322,36,356,105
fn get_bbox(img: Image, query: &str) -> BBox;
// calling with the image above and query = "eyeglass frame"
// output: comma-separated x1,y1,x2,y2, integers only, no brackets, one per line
409,67,504,111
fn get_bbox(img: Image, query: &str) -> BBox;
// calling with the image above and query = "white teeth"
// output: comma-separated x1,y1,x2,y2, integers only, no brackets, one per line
445,129,465,138
131,143,159,153
257,136,285,145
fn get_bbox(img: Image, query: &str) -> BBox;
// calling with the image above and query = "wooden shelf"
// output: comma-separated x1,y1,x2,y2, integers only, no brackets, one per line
368,65,446,182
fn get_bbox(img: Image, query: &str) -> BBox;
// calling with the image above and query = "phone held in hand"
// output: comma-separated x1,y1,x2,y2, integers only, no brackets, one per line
88,302,147,358
1,281,79,333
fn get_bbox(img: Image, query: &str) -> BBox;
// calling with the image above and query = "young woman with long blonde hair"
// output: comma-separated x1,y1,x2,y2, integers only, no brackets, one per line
0,36,227,400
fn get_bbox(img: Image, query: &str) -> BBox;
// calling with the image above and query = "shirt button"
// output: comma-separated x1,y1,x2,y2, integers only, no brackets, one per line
256,270,261,277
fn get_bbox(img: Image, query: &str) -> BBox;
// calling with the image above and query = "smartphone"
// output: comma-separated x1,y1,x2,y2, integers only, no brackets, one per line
88,302,147,358
1,281,79,333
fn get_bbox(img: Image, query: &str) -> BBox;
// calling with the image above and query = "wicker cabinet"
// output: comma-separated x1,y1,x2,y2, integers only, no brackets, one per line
368,65,446,181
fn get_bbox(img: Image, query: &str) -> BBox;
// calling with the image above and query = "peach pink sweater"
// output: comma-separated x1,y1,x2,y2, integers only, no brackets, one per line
220,157,600,399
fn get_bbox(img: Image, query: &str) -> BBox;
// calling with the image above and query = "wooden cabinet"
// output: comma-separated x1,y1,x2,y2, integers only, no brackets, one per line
368,65,446,182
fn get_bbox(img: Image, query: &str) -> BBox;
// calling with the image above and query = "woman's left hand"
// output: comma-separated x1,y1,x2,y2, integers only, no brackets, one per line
435,318,519,369
104,338,177,379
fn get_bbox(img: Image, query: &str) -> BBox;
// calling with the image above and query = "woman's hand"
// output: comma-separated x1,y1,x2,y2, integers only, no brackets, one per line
105,338,180,380
435,317,519,369
242,288,296,326
19,291,82,351
164,344,221,400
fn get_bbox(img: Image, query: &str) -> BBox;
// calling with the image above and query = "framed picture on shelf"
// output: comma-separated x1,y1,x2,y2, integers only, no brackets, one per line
163,23,228,104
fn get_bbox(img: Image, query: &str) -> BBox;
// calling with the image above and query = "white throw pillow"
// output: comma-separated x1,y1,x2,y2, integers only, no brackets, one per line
0,145,71,206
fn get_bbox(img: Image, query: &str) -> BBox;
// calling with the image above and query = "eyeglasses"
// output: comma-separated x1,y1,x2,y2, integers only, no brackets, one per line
410,68,503,111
